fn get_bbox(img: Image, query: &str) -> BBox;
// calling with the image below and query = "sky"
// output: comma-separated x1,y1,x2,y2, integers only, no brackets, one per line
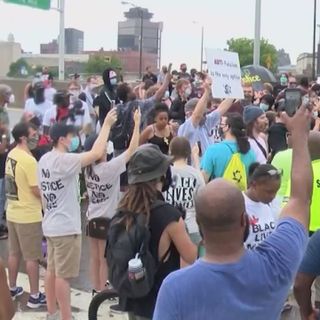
0,0,317,70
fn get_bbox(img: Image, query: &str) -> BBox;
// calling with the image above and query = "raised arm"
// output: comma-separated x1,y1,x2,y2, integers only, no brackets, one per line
191,81,211,127
80,109,117,168
280,105,313,229
154,64,172,101
215,98,234,117
125,108,141,163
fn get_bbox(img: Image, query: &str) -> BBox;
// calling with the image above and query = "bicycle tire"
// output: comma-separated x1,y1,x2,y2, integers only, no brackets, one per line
88,289,119,320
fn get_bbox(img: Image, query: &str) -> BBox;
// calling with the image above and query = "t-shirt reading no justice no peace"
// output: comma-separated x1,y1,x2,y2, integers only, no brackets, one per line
38,150,82,237
85,153,126,220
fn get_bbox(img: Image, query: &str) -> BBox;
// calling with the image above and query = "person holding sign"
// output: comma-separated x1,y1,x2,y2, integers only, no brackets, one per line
39,109,117,320
178,78,234,154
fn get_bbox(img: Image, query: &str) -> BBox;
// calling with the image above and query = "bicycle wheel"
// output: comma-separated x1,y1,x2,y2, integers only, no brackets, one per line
88,289,119,320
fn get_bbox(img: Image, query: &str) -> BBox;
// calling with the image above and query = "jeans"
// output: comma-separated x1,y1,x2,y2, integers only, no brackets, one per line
0,178,5,225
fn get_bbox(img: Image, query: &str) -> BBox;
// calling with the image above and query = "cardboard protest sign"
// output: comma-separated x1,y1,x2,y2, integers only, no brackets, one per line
206,48,244,99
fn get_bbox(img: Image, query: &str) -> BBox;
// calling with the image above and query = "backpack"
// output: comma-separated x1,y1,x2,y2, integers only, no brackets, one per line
222,145,247,191
110,101,138,150
106,200,168,299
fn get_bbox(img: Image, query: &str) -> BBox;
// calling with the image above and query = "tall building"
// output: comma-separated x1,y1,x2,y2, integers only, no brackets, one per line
40,28,84,54
0,35,22,77
118,7,163,68
65,28,84,54
40,39,59,54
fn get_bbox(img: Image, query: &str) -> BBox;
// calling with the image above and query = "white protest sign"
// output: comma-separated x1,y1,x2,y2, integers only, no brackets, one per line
206,48,244,99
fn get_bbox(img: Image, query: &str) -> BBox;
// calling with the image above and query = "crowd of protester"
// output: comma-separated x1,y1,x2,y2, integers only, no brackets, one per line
0,64,319,320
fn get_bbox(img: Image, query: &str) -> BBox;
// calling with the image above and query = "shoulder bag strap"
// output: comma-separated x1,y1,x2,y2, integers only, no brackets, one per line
253,137,268,159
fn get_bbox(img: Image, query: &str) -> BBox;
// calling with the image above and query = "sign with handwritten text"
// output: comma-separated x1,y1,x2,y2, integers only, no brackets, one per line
206,49,244,99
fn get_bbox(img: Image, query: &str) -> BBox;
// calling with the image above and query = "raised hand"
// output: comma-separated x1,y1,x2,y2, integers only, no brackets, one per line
104,108,117,128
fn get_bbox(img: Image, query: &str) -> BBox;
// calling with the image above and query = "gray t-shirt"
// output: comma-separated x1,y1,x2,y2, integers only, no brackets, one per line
85,153,126,220
39,150,82,237
164,165,205,234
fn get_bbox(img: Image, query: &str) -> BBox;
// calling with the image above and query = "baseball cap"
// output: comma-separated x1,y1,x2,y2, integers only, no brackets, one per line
243,105,264,125
128,144,173,185
49,123,76,143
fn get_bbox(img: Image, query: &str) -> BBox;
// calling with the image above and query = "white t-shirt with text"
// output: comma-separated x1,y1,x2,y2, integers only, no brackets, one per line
243,193,280,250
25,98,53,123
39,150,82,237
164,165,205,234
85,153,126,220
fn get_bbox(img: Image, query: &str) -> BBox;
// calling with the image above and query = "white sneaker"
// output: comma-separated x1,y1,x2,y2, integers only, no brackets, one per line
46,311,60,320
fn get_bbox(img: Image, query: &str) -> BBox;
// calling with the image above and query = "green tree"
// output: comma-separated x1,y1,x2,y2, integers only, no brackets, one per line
227,38,278,72
85,55,122,75
7,58,32,78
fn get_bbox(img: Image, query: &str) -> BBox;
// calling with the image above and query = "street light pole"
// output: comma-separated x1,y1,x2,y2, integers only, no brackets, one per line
139,9,143,79
253,0,261,66
200,26,204,72
58,0,65,80
312,0,317,80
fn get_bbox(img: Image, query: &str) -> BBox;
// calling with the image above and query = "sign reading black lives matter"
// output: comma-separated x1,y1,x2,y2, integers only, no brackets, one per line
206,48,244,99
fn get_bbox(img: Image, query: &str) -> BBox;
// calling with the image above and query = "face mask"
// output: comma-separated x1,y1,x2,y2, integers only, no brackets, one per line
164,91,170,99
88,84,96,91
68,136,80,153
313,111,319,118
218,127,225,139
8,94,15,104
110,78,117,86
69,90,80,99
184,87,192,98
27,134,39,150
260,103,269,112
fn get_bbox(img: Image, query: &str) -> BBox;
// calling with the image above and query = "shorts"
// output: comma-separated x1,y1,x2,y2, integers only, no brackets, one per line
46,234,82,279
7,221,42,261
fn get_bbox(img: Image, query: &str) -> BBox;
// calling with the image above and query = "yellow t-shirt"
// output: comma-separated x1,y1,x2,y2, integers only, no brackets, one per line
5,147,42,223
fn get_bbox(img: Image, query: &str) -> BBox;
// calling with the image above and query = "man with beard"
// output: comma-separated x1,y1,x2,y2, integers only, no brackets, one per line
244,106,269,164
228,83,254,115
154,105,312,320
178,79,233,155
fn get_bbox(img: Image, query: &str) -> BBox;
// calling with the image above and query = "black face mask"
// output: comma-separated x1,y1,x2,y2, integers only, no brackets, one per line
161,167,173,192
34,88,45,105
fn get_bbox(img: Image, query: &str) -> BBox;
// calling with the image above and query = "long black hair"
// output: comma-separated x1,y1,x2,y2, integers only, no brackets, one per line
225,113,250,154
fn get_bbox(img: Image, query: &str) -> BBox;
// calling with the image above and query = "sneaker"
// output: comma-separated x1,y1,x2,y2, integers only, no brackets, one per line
110,303,124,314
10,287,24,300
46,312,60,320
92,289,100,297
27,292,46,309
0,231,7,240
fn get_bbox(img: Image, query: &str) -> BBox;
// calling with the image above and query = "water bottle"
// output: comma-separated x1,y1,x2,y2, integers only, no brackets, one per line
128,254,145,282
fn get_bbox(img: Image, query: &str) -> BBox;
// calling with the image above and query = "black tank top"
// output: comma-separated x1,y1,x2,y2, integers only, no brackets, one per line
148,125,173,155
123,193,181,318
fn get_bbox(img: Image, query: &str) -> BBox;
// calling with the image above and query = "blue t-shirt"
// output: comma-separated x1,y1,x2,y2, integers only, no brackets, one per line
154,218,307,320
178,110,220,154
201,140,256,179
299,230,320,275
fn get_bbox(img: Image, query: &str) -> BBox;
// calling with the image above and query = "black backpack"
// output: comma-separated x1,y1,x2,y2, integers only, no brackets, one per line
106,200,168,299
110,101,138,150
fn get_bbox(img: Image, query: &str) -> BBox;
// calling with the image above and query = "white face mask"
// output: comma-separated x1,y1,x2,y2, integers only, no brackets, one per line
164,91,170,99
69,90,80,98
110,78,117,86
313,111,319,118
184,87,192,98
8,94,15,104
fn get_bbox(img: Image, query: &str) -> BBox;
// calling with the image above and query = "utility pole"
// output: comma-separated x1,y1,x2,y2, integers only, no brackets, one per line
139,8,143,79
313,0,317,80
253,0,261,66
58,0,65,80
200,26,204,72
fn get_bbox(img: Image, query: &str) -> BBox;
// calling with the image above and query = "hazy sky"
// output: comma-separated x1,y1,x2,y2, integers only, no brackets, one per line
0,0,317,70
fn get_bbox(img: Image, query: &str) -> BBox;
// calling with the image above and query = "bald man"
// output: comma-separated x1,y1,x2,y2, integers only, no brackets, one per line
154,106,313,320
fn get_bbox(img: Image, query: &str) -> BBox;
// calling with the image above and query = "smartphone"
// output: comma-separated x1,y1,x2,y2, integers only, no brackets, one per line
285,89,302,117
